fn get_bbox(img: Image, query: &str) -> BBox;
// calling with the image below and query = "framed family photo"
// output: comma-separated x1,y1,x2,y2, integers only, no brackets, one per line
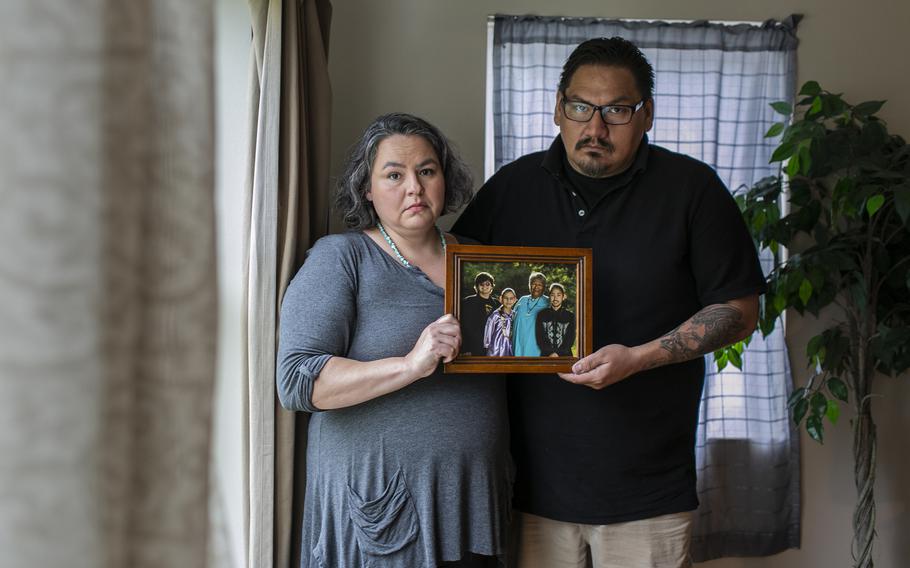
444,244,593,373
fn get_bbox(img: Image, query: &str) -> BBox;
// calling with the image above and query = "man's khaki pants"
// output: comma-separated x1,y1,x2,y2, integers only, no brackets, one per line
514,511,693,568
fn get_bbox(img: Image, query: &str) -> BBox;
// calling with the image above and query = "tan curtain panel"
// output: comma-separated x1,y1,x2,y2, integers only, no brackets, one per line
0,2,217,567
242,0,332,566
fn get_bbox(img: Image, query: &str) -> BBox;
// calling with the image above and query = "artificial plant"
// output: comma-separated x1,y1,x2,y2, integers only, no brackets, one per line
718,81,910,568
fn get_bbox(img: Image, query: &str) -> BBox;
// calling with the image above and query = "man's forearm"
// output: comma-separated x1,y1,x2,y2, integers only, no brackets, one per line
560,295,759,389
639,297,757,370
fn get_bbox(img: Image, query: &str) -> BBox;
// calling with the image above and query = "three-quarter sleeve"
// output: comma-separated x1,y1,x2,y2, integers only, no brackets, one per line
277,235,359,413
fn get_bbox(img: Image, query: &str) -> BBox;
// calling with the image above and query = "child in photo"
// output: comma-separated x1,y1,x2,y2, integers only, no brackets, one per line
460,272,500,356
535,283,576,357
483,288,517,356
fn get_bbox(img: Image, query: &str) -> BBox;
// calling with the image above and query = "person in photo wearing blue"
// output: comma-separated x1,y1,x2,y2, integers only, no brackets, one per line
512,272,549,356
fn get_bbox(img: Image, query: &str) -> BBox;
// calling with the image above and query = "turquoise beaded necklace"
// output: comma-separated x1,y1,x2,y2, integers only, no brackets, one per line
376,221,446,268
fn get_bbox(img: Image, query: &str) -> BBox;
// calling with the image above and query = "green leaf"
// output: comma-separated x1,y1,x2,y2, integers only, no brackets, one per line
752,209,767,232
773,292,788,314
715,350,728,371
826,399,841,424
793,398,809,425
798,143,812,176
765,122,785,138
827,376,849,402
806,414,825,444
809,96,823,115
786,152,801,177
799,81,821,96
866,194,885,216
806,334,823,361
770,101,793,115
788,387,807,408
728,348,743,369
822,93,849,116
759,313,777,337
810,392,828,417
799,278,813,305
770,141,797,163
853,100,886,117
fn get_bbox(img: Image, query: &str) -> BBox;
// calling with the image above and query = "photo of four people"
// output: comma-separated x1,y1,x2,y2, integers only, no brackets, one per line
460,265,577,357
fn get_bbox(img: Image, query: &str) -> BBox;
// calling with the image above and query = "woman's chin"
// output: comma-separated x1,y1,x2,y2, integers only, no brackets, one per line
384,214,439,233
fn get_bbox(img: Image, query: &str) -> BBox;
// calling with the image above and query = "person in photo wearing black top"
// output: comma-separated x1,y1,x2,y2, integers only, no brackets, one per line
460,272,500,356
453,37,765,568
536,283,575,357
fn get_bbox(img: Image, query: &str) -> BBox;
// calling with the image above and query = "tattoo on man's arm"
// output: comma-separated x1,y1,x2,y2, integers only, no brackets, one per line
647,304,746,369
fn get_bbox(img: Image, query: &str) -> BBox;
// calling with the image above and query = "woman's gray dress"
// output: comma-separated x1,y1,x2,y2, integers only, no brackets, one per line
277,232,512,567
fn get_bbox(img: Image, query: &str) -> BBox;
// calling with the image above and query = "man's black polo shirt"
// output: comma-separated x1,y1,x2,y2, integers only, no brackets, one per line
452,136,765,524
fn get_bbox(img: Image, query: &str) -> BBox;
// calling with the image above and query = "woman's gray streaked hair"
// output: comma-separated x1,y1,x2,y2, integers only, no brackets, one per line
334,112,475,230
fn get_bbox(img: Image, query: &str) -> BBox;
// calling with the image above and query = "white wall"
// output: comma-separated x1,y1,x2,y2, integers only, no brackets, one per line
213,0,249,566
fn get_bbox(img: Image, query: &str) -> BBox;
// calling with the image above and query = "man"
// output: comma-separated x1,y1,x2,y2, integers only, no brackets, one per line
453,37,765,567
536,283,576,357
460,271,500,355
512,272,549,357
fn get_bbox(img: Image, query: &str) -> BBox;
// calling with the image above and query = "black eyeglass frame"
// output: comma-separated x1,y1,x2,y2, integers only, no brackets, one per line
559,96,648,125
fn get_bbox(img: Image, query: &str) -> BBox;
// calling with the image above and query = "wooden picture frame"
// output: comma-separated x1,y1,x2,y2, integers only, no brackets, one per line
444,244,594,373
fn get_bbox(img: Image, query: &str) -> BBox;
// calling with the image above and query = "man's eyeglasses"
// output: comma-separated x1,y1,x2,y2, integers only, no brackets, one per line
561,98,646,125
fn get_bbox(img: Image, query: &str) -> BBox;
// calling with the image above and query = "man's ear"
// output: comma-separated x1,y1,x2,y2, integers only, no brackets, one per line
643,99,655,132
554,92,562,126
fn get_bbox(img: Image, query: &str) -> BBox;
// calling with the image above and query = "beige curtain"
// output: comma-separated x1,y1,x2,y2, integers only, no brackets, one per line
0,2,217,568
242,0,332,567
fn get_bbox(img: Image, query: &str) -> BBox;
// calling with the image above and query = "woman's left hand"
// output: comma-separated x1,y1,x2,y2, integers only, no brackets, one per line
404,314,463,379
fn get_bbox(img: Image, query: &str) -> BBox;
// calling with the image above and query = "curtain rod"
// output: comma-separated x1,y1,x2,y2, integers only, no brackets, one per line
487,14,803,29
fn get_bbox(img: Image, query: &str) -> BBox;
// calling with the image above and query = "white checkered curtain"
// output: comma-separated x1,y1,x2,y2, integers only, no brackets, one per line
490,15,801,561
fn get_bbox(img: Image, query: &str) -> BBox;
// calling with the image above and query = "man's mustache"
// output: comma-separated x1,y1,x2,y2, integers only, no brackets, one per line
575,137,614,152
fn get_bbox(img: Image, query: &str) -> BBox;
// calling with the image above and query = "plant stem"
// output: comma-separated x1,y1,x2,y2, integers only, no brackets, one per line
850,220,879,567
852,405,877,568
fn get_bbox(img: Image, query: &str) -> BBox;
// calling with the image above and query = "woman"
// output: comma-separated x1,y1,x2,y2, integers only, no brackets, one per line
277,113,511,567
483,287,517,356
512,272,549,356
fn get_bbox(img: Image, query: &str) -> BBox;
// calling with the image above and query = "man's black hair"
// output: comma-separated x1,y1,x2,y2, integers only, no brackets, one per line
474,272,494,288
558,37,655,101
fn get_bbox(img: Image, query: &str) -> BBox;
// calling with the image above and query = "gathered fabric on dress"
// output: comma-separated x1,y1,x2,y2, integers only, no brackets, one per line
277,232,513,567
